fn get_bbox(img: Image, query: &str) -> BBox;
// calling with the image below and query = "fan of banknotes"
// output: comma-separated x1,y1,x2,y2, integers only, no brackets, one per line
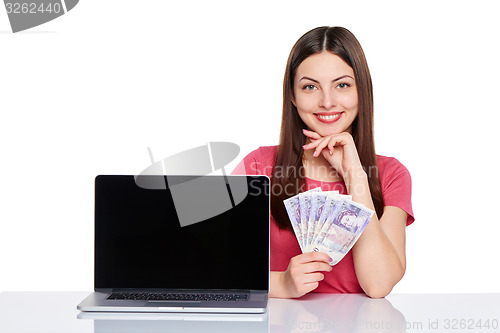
284,187,375,266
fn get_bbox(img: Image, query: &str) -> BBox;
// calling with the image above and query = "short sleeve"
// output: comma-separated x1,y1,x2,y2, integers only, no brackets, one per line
231,150,259,175
231,146,277,177
378,156,415,226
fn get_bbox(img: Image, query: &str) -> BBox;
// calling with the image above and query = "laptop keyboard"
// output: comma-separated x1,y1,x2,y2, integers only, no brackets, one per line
107,292,249,302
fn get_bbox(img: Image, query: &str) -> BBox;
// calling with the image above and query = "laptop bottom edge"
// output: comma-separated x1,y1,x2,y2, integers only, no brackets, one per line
77,292,268,314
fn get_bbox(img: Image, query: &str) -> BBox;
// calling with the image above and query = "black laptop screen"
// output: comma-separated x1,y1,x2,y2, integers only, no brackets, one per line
94,175,269,291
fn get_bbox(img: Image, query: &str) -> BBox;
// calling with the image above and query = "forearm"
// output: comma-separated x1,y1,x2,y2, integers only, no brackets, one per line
352,217,405,298
346,169,405,298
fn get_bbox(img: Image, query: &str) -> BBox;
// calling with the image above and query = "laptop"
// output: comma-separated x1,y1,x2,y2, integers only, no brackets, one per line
77,174,270,313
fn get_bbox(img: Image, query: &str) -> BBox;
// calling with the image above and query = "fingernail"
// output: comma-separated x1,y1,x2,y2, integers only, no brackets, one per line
302,129,308,132
313,151,318,157
329,149,333,155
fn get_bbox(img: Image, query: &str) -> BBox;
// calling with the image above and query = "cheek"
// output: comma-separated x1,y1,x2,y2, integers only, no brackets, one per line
294,94,316,113
336,92,358,110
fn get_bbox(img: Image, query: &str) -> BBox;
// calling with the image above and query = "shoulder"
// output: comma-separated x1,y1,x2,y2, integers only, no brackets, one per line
375,155,414,225
231,145,277,176
239,145,277,165
247,145,278,161
376,155,411,183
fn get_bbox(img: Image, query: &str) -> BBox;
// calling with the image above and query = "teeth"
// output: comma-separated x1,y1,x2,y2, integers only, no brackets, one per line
317,113,340,120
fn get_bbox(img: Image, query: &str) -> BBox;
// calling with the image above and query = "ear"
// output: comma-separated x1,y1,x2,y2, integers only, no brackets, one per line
291,94,296,107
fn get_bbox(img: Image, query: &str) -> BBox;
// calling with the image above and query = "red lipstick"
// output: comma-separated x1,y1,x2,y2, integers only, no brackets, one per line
314,112,343,124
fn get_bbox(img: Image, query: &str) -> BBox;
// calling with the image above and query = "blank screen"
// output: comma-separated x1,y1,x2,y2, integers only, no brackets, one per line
94,175,269,291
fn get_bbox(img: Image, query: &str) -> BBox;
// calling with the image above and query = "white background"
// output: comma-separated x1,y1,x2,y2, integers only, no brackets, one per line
1,0,499,294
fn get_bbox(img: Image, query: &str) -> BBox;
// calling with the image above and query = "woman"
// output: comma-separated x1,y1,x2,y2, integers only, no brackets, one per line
232,26,414,298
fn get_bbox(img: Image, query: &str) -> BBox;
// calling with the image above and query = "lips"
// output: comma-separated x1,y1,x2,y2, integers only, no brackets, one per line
314,112,343,124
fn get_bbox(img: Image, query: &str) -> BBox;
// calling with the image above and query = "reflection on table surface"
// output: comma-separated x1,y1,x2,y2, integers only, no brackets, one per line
0,292,499,332
271,293,406,332
79,310,269,333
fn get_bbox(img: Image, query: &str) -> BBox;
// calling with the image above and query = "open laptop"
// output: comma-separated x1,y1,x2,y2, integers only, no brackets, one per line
77,174,269,313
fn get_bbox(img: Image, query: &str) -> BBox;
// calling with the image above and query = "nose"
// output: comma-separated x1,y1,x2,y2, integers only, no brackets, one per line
319,89,336,109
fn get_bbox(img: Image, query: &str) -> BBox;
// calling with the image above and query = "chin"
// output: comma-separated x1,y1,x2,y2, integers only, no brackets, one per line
314,126,345,137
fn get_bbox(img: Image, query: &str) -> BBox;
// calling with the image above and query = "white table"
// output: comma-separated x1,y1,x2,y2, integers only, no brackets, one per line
1,292,499,332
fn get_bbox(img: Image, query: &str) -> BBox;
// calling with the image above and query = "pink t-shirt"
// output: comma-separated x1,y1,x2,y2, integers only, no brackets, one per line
232,145,414,294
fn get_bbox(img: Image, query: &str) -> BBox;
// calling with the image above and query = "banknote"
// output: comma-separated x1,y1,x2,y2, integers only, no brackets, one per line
312,198,374,265
299,188,321,249
329,199,373,234
307,191,343,251
284,187,321,251
283,195,304,251
313,194,345,247
300,189,330,251
299,192,313,250
308,192,326,251
283,187,373,265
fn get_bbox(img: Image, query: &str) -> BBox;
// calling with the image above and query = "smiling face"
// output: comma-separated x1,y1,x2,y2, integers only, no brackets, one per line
293,51,358,137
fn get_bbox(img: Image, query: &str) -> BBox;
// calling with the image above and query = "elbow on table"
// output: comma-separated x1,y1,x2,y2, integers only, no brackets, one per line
362,270,405,299
364,284,393,299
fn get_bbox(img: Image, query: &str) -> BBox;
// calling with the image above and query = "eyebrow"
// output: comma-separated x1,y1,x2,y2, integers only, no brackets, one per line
298,75,354,83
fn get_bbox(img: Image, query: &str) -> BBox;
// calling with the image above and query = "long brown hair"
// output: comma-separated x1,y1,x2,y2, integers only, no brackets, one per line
271,26,384,230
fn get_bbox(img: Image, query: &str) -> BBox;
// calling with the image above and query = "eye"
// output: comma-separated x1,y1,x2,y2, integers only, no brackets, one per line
302,84,317,91
337,82,351,89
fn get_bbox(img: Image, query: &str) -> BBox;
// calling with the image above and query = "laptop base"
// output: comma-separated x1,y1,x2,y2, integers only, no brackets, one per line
78,292,268,314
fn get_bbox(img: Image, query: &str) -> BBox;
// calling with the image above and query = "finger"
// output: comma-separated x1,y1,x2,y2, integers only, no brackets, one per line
310,251,334,264
292,251,323,264
313,137,334,157
327,138,344,155
304,272,325,283
293,251,331,265
302,137,324,151
326,132,356,149
295,275,323,295
302,261,332,274
301,281,320,294
310,133,351,157
302,129,322,140
303,138,319,148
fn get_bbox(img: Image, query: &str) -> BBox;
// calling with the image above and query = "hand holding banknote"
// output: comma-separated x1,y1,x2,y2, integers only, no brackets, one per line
284,187,374,266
